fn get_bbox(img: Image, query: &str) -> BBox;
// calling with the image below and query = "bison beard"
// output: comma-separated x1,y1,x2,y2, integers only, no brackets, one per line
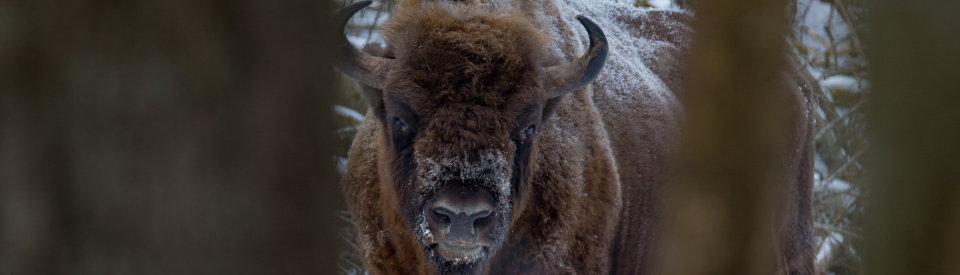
414,152,512,268
335,0,815,274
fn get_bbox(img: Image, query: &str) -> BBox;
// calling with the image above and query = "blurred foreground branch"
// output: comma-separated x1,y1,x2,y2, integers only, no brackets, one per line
653,0,797,274
863,0,960,274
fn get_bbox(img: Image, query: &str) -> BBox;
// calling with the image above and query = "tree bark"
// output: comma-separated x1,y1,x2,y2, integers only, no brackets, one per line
863,0,960,274
652,0,794,273
1,0,344,273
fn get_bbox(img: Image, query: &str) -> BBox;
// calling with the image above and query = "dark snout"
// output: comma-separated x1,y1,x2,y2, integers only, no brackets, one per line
426,184,498,262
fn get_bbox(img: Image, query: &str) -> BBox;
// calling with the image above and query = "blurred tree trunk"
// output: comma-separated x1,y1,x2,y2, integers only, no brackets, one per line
652,0,794,274
1,0,344,273
863,0,960,274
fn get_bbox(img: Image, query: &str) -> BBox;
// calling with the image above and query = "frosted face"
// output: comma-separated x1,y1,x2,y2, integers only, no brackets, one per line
381,90,542,273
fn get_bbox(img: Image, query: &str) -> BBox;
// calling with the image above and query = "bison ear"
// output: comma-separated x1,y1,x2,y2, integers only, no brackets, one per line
361,86,386,123
541,95,563,122
336,0,391,122
358,43,392,123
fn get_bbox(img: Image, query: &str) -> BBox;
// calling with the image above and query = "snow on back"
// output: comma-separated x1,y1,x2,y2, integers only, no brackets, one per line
347,0,690,110
546,0,691,111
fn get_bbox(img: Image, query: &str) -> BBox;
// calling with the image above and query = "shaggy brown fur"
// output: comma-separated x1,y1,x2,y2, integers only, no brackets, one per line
340,0,814,274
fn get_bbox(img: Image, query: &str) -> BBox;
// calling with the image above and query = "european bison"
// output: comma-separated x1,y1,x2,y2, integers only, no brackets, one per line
336,0,814,274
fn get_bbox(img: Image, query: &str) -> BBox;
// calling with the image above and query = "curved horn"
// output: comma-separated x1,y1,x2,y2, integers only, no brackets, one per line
336,1,391,89
543,16,609,98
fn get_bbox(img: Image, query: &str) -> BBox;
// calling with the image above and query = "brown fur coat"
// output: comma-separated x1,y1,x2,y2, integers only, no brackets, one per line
340,0,814,274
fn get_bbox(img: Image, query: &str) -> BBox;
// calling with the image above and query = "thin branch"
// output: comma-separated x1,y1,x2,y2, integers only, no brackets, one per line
822,149,865,184
815,100,865,140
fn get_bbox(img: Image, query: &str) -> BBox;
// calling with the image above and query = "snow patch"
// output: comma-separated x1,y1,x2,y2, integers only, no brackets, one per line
820,75,862,93
649,0,672,9
416,214,434,243
335,104,366,123
415,150,512,213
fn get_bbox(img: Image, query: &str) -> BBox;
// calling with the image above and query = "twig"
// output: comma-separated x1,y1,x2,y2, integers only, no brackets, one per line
821,149,865,184
815,223,862,239
815,100,865,140
831,0,867,59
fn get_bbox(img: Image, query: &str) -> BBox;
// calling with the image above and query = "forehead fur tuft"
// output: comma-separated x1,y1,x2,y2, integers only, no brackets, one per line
380,1,549,105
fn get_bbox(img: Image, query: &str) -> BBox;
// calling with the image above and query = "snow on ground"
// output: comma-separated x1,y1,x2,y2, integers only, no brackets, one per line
797,1,867,271
344,2,389,48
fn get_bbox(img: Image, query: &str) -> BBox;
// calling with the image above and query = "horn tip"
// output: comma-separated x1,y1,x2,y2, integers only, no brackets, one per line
574,15,595,28
574,15,607,41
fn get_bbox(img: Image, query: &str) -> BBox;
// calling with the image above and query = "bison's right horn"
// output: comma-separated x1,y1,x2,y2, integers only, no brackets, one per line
542,15,609,98
336,1,392,90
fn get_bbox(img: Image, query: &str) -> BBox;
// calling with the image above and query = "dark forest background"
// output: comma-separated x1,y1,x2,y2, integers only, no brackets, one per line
2,0,958,274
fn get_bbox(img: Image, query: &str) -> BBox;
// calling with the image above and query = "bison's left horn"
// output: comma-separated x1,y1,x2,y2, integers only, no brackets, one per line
336,0,392,90
543,16,609,98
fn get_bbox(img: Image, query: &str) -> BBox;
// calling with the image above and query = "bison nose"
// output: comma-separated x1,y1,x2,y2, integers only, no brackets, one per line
429,207,492,239
427,185,496,243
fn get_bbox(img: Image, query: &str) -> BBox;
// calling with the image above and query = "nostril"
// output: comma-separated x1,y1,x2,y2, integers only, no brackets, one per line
431,208,451,225
469,210,493,229
468,210,491,221
473,215,492,229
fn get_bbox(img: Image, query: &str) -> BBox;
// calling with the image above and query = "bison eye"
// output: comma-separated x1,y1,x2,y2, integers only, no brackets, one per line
524,125,537,136
392,117,407,128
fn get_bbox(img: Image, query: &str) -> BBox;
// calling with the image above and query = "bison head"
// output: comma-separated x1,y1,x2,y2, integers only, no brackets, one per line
336,1,606,273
